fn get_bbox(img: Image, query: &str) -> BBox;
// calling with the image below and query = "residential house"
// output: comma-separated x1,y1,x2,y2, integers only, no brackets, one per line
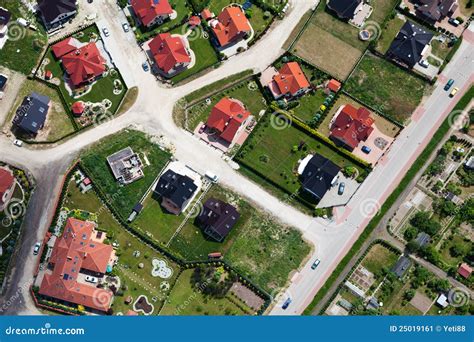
457,263,472,279
436,293,449,308
37,0,78,29
106,147,144,185
39,218,115,313
197,198,240,242
201,8,214,21
268,62,310,100
414,0,458,24
13,92,51,136
206,97,251,144
392,256,412,278
131,0,173,28
0,7,11,48
0,167,15,211
153,169,198,215
149,33,191,76
327,0,362,21
386,21,433,68
329,104,374,151
415,232,431,248
298,154,341,200
210,6,252,48
327,79,342,93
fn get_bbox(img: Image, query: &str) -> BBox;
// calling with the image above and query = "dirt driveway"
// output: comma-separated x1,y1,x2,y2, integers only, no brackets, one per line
0,66,25,129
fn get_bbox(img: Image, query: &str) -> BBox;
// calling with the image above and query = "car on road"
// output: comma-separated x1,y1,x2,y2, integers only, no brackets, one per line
85,276,98,283
122,23,130,32
13,139,23,147
450,87,459,97
361,145,371,154
444,79,454,91
418,59,429,68
311,259,321,270
338,182,345,195
102,27,110,37
282,298,292,310
142,62,149,72
33,242,41,255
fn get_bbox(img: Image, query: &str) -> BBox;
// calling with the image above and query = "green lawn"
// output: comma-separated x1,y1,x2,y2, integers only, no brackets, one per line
5,79,76,142
80,130,171,218
236,114,365,196
186,77,266,130
438,233,473,267
169,24,219,84
0,3,47,75
430,39,453,61
170,185,311,293
361,244,400,277
345,53,428,124
292,90,327,122
376,16,405,55
160,269,250,315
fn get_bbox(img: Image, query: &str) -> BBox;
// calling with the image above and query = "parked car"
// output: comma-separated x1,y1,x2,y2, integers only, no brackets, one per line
142,62,149,72
418,59,429,68
361,146,371,154
450,87,459,97
205,171,219,183
338,182,345,195
33,242,41,255
311,259,321,270
444,79,454,91
85,276,98,283
282,298,292,310
13,139,23,147
448,18,460,27
102,27,110,37
122,23,130,32
198,124,206,134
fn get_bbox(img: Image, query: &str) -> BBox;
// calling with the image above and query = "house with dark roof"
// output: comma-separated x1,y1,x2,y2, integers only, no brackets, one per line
0,7,11,43
0,167,15,211
268,62,311,100
13,92,51,136
197,198,240,242
210,6,252,48
298,154,340,200
414,0,458,24
149,33,191,76
131,0,174,28
39,218,115,313
386,21,433,68
415,232,431,248
392,256,412,278
206,97,251,144
153,169,198,215
330,104,374,151
327,0,362,21
37,0,78,29
0,74,7,91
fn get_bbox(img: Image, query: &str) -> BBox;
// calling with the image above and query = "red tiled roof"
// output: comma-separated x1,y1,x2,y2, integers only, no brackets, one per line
51,37,78,58
149,33,191,74
330,104,374,150
273,62,310,97
39,218,114,312
211,6,251,47
131,0,173,27
61,43,106,87
44,70,53,80
189,15,201,26
327,79,341,93
201,8,213,20
71,101,85,116
206,97,250,143
0,167,14,208
458,263,472,279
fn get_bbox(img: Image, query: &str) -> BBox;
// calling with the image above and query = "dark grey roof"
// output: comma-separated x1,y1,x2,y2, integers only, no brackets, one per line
327,0,362,20
386,21,434,68
0,7,11,27
392,256,412,278
37,0,77,24
154,170,197,209
133,203,143,213
198,198,240,242
0,74,7,90
301,154,340,199
417,0,457,22
13,92,50,135
415,232,431,247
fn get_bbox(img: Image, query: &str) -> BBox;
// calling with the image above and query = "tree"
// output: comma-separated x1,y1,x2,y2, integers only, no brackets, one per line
406,240,420,254
404,226,418,241
434,199,458,217
404,289,416,301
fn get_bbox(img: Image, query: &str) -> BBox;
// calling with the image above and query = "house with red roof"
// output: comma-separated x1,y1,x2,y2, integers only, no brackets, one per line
131,0,174,28
209,6,252,48
71,101,85,116
0,167,15,211
201,8,214,21
268,62,310,100
57,42,106,88
39,217,116,313
51,37,81,58
206,97,251,144
458,263,472,279
327,79,342,93
329,104,374,151
148,33,191,76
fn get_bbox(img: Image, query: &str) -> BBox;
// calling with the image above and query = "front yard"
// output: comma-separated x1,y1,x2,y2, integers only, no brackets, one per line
345,53,428,124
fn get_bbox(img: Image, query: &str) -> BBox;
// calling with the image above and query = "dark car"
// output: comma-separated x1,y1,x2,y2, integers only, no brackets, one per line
338,182,345,195
142,62,149,72
444,79,454,91
311,259,321,270
362,146,371,154
282,298,292,310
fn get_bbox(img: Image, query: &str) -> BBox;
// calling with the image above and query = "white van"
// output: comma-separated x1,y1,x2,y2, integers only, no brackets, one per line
205,171,219,183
